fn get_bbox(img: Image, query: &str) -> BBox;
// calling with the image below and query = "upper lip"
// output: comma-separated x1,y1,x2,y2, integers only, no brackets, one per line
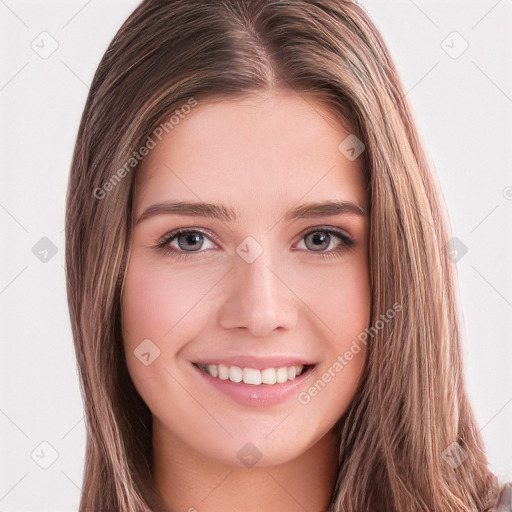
193,355,316,370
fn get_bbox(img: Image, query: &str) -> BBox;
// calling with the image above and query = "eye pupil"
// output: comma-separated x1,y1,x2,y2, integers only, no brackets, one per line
305,231,330,251
178,232,203,251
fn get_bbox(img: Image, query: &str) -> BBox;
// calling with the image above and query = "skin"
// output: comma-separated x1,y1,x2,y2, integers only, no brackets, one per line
121,89,370,512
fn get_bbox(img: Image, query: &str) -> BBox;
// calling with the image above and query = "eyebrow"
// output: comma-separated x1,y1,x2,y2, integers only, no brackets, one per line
135,199,367,225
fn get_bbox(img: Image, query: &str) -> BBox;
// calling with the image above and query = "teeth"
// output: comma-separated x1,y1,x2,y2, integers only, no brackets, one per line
276,367,288,383
228,366,243,383
260,368,276,385
197,363,307,385
243,368,261,385
218,364,229,380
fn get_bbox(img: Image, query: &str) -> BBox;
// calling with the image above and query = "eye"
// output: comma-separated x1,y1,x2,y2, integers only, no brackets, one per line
173,231,212,252
294,227,355,257
154,226,355,260
155,228,217,258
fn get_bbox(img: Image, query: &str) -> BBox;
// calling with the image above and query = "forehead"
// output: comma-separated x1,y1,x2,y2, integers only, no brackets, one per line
133,90,367,221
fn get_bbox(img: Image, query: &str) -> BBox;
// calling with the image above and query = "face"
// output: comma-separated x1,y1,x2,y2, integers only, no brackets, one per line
121,90,370,467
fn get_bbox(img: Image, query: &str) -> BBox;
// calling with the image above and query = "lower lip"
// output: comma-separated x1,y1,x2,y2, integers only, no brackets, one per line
192,363,317,407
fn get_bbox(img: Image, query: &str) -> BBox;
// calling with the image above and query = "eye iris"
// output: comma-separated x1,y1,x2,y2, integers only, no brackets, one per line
305,231,330,251
177,232,204,251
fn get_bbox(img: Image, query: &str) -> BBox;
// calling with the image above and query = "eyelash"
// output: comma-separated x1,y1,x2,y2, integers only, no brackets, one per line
154,226,356,261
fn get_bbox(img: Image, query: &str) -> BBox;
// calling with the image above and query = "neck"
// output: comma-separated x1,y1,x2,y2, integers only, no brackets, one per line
152,419,341,512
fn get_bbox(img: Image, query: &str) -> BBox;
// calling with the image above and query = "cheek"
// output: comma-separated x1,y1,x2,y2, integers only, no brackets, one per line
121,255,219,343
120,255,219,416
305,258,370,342
297,263,369,417
331,271,370,334
120,255,209,386
303,257,370,401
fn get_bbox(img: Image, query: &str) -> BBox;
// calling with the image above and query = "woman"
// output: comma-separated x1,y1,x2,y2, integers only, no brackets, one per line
65,0,509,510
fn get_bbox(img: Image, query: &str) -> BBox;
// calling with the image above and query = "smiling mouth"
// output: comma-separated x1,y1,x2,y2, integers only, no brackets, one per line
194,362,315,386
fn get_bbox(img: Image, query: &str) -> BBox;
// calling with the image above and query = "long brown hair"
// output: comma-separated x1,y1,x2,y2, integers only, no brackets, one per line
65,1,499,510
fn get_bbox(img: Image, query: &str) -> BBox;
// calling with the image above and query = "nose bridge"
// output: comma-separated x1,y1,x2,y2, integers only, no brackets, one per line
218,240,298,336
241,251,279,309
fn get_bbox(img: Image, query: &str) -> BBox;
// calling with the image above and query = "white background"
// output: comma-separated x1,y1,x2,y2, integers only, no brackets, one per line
1,1,511,510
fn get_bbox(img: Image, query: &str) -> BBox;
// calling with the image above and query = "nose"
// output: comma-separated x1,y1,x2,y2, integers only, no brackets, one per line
218,249,299,337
